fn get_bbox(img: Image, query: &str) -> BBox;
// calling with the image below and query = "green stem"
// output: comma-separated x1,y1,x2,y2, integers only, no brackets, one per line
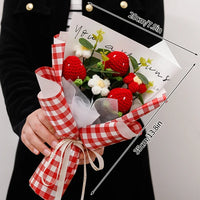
91,41,98,58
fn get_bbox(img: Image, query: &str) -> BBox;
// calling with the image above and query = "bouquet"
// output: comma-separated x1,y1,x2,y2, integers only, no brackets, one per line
29,30,166,200
29,14,180,200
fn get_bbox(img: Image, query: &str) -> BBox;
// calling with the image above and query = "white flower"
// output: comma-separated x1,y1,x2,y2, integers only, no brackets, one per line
74,44,92,58
133,76,142,85
91,86,101,95
101,88,110,96
88,75,110,96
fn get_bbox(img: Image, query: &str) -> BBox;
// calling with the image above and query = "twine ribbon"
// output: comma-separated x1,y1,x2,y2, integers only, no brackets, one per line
41,139,104,200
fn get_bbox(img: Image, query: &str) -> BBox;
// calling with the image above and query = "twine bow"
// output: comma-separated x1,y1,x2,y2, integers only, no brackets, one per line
41,139,104,200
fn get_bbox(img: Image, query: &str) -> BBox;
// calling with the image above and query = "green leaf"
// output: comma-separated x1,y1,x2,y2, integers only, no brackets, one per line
138,94,144,105
81,84,91,90
129,55,139,71
84,57,100,68
114,76,123,81
88,68,117,75
110,81,124,89
124,65,130,77
79,38,93,50
105,68,119,74
136,72,149,85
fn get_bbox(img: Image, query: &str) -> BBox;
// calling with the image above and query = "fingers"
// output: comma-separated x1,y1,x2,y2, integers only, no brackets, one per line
28,111,58,149
37,109,56,134
21,109,59,157
21,108,105,162
21,129,40,155
21,124,50,156
79,147,104,165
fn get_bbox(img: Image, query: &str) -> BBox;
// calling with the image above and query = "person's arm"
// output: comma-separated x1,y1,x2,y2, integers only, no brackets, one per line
0,0,61,157
0,0,40,135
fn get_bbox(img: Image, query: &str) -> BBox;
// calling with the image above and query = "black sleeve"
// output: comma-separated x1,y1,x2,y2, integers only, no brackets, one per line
0,0,71,137
0,0,42,137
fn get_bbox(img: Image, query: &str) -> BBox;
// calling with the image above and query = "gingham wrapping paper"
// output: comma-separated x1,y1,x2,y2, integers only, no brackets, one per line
121,94,166,123
79,93,166,150
36,67,79,139
30,39,167,200
31,66,81,200
30,144,79,200
52,42,65,84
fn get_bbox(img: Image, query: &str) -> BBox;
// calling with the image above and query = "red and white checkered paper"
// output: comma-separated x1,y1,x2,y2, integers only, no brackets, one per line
29,39,166,200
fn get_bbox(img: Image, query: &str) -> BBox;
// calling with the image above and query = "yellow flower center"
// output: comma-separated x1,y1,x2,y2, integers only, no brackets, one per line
97,80,105,88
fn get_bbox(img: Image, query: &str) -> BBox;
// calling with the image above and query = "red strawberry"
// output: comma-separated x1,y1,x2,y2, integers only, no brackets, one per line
138,83,147,94
128,81,139,93
123,73,136,84
105,51,129,76
63,56,86,81
108,88,133,113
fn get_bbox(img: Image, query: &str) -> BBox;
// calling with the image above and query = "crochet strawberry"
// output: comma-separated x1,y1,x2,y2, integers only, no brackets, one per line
128,81,139,93
104,51,129,76
138,83,147,94
63,56,86,81
123,73,135,84
123,73,147,94
108,88,133,113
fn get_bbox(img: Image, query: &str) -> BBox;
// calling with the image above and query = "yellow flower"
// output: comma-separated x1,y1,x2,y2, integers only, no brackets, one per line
96,29,105,42
96,29,105,35
147,58,153,64
140,57,147,66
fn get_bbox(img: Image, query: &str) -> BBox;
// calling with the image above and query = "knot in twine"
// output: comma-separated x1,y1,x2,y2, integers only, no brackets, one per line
41,139,104,200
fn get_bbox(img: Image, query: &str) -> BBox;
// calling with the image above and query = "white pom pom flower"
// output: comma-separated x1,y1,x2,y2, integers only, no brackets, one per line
133,76,142,85
88,75,110,96
74,44,92,58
